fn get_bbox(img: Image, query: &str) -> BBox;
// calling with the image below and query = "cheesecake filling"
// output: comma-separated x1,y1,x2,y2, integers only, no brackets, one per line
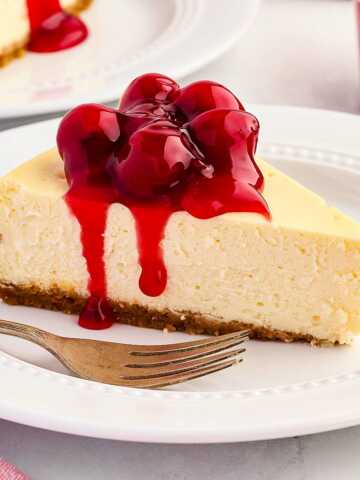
56,73,270,329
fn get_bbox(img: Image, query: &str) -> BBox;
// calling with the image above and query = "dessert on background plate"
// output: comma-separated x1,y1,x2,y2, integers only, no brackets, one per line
0,0,92,67
0,73,360,345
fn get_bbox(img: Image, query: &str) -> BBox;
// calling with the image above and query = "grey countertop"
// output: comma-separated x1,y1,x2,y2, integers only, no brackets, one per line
1,1,360,478
1,419,360,480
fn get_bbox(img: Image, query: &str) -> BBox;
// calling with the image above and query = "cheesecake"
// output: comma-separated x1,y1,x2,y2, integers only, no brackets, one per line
0,0,92,67
0,73,360,345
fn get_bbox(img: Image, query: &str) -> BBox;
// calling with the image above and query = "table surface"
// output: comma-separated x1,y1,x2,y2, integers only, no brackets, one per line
1,1,360,478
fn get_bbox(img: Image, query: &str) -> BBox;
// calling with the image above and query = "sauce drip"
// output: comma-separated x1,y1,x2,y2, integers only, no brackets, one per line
26,0,88,53
57,74,270,329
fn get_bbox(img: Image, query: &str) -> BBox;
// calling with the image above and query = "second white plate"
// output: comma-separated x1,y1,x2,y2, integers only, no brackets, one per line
0,0,260,118
1,105,360,443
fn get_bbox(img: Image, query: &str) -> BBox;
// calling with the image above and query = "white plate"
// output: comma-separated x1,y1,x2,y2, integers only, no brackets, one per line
0,0,260,119
1,105,360,444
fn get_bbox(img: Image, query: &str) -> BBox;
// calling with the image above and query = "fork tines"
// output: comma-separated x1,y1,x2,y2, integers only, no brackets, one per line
123,330,249,388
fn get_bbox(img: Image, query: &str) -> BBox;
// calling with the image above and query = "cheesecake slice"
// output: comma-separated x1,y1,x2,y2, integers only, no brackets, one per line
1,73,360,345
0,0,92,66
0,148,359,345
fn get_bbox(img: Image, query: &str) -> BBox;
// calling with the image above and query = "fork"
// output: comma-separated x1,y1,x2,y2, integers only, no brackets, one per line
0,319,248,388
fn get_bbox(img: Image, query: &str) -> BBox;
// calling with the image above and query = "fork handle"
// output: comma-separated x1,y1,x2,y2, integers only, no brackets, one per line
0,319,54,348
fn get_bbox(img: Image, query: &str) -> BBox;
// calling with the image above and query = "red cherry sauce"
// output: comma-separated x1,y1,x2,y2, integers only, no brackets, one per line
57,74,270,329
27,0,88,53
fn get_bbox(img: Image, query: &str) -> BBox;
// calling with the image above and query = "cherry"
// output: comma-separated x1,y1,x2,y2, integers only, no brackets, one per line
57,104,121,188
112,120,196,199
174,81,244,121
187,109,263,189
120,73,180,112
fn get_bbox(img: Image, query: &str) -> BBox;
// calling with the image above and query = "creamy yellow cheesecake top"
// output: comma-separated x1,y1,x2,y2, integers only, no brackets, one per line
8,148,360,239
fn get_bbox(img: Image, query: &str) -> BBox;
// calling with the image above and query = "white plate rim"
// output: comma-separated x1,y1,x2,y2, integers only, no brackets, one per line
1,105,360,443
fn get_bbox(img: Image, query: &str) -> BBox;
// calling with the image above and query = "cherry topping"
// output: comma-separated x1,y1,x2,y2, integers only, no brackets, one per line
120,73,180,112
113,120,196,199
187,109,261,181
174,80,244,120
57,73,270,330
180,175,269,220
57,104,121,188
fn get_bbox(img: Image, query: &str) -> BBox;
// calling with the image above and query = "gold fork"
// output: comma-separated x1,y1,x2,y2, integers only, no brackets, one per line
0,319,248,388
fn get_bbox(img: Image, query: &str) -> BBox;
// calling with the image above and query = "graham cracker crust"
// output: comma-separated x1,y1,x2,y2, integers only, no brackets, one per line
0,282,326,345
66,0,94,15
0,41,27,68
0,0,93,68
